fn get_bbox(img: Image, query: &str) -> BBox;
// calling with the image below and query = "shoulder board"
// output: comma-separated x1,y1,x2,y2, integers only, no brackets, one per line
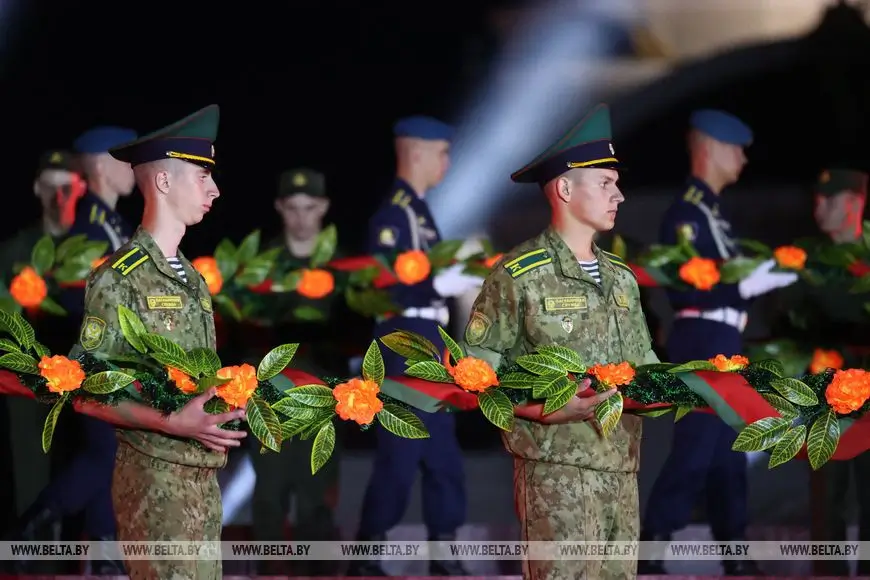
602,250,636,279
390,189,411,208
88,204,106,224
503,248,552,279
111,247,150,276
681,185,704,206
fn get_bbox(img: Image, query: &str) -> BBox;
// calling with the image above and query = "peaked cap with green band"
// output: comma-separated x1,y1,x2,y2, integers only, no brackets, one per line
816,168,868,197
511,103,621,184
109,104,219,170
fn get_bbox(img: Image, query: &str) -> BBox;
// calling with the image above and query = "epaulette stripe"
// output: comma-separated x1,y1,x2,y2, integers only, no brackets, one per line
601,250,626,264
89,205,97,223
111,248,150,276
504,248,547,269
511,257,552,278
609,259,637,279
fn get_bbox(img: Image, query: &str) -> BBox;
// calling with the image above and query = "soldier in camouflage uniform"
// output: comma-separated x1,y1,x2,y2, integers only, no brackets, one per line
247,168,344,576
72,105,247,579
460,104,659,580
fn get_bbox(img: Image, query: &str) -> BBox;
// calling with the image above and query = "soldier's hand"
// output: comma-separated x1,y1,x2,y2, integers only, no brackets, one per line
543,380,617,424
168,388,248,452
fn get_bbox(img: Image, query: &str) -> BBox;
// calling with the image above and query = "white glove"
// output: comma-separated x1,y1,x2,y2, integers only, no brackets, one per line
738,258,798,299
433,264,485,298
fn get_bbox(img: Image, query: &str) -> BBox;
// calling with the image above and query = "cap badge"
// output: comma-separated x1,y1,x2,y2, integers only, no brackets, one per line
293,173,307,187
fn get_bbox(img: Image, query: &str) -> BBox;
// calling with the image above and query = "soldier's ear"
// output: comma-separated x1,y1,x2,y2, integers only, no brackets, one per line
316,198,330,217
155,170,171,194
556,176,571,203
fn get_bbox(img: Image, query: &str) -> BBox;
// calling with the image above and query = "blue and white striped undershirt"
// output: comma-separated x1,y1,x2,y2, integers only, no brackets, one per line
579,259,601,284
167,257,188,284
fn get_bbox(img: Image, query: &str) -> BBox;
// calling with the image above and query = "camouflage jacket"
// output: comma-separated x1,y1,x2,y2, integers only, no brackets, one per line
462,226,658,473
77,226,224,468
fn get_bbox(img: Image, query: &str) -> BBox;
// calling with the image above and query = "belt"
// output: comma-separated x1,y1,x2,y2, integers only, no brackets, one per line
402,306,450,326
674,307,747,332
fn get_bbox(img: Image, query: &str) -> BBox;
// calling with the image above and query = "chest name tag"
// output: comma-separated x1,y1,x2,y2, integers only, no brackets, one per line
200,297,212,313
147,296,184,310
614,294,630,308
544,296,587,312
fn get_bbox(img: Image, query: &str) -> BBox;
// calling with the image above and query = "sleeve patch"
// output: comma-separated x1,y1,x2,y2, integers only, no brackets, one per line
80,316,106,351
464,311,492,346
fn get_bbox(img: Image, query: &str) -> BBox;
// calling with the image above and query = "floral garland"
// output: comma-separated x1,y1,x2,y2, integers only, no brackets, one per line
0,307,429,474
354,327,870,471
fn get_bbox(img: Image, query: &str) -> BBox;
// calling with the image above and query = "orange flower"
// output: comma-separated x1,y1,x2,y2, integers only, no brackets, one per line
810,349,844,375
825,368,870,415
394,250,431,285
678,257,720,291
91,256,107,270
333,378,383,425
588,361,636,388
444,352,498,393
773,245,807,270
10,266,47,308
215,363,258,408
709,354,749,372
38,355,85,394
192,257,223,295
297,269,335,299
484,254,504,268
167,366,197,394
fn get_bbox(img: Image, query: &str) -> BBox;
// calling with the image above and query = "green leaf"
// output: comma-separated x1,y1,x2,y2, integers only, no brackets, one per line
532,374,570,399
32,342,50,358
271,402,324,422
732,416,791,452
82,371,136,394
234,255,277,286
214,239,239,281
497,372,538,389
348,266,381,286
0,310,35,349
719,256,763,284
148,352,199,378
760,393,799,422
246,394,283,453
362,340,385,385
769,377,819,406
737,239,772,256
141,333,187,361
404,360,453,383
30,235,55,276
41,394,68,453
635,362,678,373
196,375,231,393
54,234,87,265
478,389,514,431
534,345,586,373
292,306,326,321
204,398,231,416
344,287,399,317
213,294,242,321
674,406,693,422
38,296,66,316
437,326,464,364
542,380,576,415
0,338,21,353
427,240,464,270
610,234,627,260
750,358,784,378
807,408,840,470
311,420,337,474
595,392,624,437
284,384,337,407
189,347,221,375
0,352,39,374
310,224,338,268
635,407,673,418
850,275,870,294
379,330,441,362
236,230,261,265
276,270,302,292
0,297,21,315
377,403,429,438
118,305,148,354
516,354,567,376
281,418,310,439
257,343,300,381
768,424,808,469
668,360,718,373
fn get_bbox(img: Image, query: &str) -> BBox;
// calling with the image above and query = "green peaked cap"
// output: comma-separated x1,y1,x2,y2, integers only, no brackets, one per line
109,104,220,169
816,168,868,197
511,103,621,184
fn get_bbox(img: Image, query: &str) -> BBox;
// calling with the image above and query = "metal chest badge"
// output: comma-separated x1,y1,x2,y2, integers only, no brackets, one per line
561,316,573,334
163,314,174,331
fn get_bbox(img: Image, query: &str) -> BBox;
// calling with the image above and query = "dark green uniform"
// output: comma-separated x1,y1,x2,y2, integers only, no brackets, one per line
771,168,870,577
247,169,344,575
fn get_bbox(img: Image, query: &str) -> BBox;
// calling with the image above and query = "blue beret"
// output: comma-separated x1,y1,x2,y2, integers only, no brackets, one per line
690,110,753,146
393,116,453,142
73,126,138,154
